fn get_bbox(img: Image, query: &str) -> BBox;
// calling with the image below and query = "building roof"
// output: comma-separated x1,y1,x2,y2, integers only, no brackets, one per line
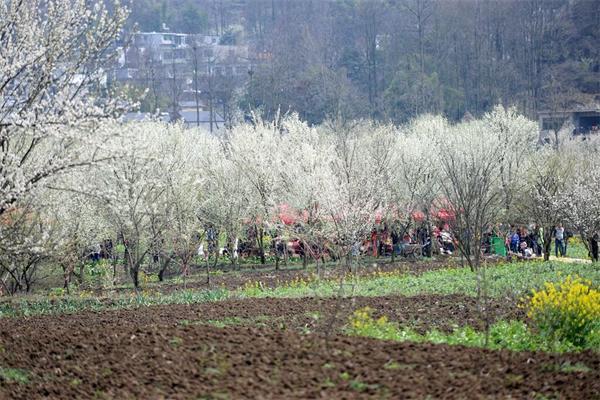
538,103,600,116
179,109,224,124
122,112,171,123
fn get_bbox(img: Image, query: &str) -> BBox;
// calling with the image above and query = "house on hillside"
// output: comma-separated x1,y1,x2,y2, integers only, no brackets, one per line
538,105,600,142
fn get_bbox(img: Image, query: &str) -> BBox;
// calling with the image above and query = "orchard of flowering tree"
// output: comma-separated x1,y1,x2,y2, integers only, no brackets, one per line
0,1,599,399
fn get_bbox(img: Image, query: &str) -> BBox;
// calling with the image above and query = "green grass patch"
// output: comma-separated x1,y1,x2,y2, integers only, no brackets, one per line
0,288,229,318
539,360,593,374
346,307,598,353
169,336,183,348
0,367,29,384
565,238,590,260
237,260,599,300
180,315,273,329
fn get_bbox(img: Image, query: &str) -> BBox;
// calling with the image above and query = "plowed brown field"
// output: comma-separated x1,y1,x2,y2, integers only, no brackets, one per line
1,294,598,399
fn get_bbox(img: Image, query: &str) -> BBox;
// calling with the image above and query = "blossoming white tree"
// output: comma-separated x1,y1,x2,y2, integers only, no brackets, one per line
83,123,203,290
0,0,128,216
435,122,497,270
560,138,600,262
46,188,108,291
158,129,205,284
316,120,396,271
197,134,253,276
391,115,444,258
517,147,575,261
0,195,58,294
483,106,538,216
278,116,336,271
226,116,285,264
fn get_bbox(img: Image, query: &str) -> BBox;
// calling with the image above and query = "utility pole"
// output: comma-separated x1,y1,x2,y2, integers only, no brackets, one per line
171,53,178,121
192,44,200,128
207,55,214,134
248,67,254,111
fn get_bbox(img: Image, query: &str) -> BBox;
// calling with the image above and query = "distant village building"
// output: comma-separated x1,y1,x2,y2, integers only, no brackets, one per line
115,31,252,81
111,30,254,128
538,105,600,142
178,109,225,131
122,112,171,123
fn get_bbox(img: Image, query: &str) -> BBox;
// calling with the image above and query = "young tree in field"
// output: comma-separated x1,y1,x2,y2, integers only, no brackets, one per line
431,106,537,270
89,123,195,290
46,189,107,292
159,131,205,285
96,139,162,290
0,0,128,216
562,168,600,262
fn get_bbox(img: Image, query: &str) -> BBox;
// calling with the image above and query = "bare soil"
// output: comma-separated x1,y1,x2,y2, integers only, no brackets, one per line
1,294,597,399
2,294,523,333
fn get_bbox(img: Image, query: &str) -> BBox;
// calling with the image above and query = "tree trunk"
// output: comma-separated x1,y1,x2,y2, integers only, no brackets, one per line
78,263,85,286
205,256,211,286
157,255,171,282
589,236,599,262
257,226,266,265
130,264,140,291
182,261,188,290
111,254,119,286
543,227,552,261
63,263,73,294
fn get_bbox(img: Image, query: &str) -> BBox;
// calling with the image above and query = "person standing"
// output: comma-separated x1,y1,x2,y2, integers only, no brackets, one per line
510,229,520,254
555,223,566,257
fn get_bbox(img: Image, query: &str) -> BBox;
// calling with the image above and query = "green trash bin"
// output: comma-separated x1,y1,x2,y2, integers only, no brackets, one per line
491,236,506,256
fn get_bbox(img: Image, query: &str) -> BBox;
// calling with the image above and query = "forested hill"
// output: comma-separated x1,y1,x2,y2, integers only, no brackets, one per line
127,0,599,124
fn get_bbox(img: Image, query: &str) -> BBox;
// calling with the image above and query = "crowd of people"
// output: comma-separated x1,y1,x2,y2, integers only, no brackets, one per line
500,223,574,260
367,221,595,261
85,220,597,268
